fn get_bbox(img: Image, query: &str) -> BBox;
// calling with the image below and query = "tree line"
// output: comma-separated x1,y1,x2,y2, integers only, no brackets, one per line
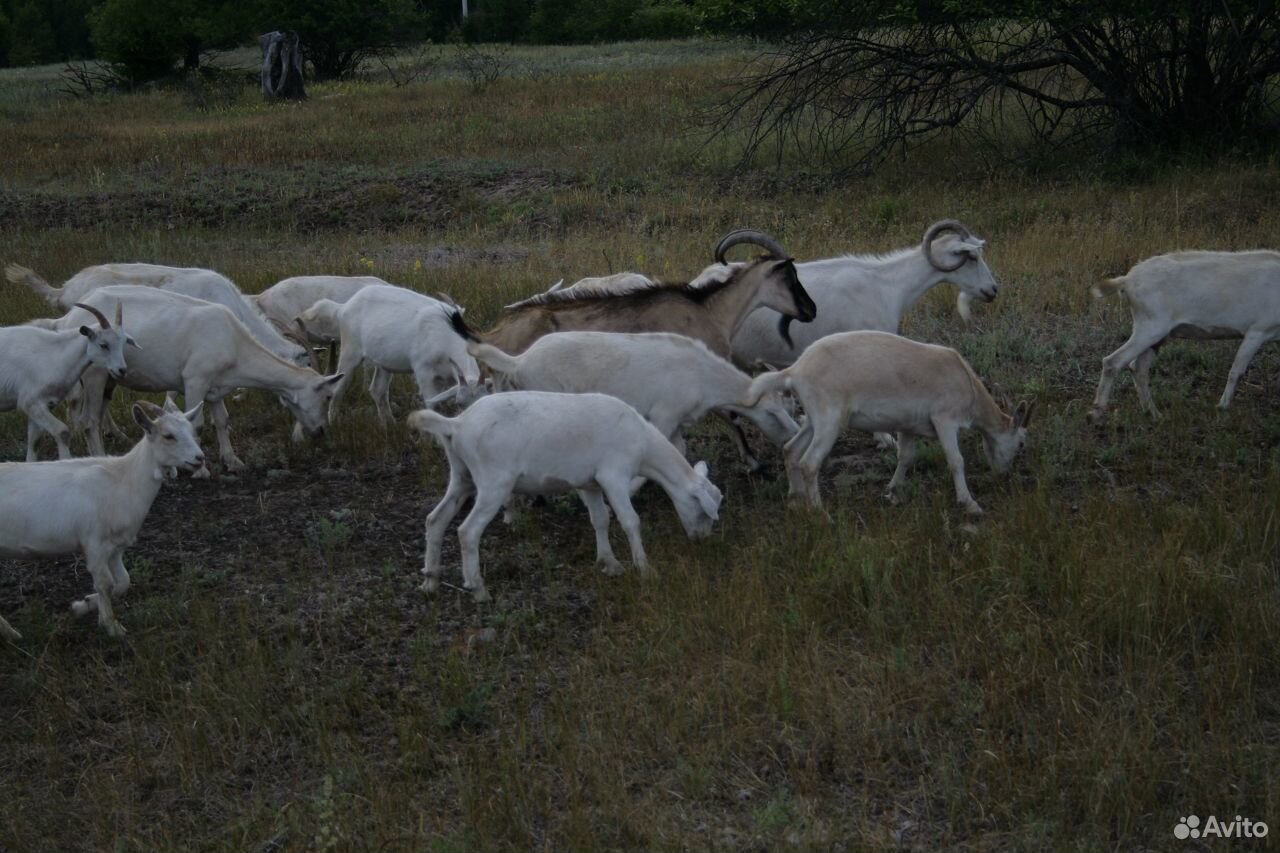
0,0,704,80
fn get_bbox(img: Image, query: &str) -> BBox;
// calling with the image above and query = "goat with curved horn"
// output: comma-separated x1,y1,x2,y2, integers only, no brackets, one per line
73,302,111,329
714,229,789,264
922,220,975,272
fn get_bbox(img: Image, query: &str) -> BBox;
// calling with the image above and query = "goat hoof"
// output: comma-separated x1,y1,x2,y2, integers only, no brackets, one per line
105,620,127,639
223,457,247,473
964,503,985,516
1086,407,1105,423
70,600,91,618
600,561,625,577
470,587,491,603
419,576,439,594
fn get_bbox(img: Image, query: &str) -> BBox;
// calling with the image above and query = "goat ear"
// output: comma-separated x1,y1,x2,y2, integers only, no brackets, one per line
162,394,181,414
132,402,156,433
319,373,344,388
1017,400,1036,428
126,335,142,350
696,484,720,521
79,325,96,340
184,401,204,423
693,460,709,478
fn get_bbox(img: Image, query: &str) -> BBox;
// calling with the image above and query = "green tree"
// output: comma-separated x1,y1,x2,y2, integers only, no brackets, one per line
90,0,249,81
7,0,58,66
257,0,425,79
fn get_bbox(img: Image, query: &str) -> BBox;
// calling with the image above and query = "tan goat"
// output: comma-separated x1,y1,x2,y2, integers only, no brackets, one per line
748,331,1033,515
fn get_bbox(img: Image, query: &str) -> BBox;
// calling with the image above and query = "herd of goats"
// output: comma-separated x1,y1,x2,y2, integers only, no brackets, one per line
0,220,1276,640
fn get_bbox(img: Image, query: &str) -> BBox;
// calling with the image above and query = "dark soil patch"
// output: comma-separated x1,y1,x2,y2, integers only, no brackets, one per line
0,164,576,234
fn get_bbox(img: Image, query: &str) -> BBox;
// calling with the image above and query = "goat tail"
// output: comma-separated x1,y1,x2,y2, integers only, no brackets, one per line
408,408,455,439
468,342,519,375
1091,275,1126,299
745,369,791,408
448,307,480,342
5,263,62,307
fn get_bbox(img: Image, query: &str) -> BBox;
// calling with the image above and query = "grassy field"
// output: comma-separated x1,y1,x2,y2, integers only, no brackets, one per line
1,39,1279,852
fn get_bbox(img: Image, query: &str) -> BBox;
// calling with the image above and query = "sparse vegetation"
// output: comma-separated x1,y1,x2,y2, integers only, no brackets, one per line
1,40,1279,852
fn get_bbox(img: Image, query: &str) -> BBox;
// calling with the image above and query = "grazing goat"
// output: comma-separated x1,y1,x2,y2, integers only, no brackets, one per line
300,287,482,425
468,331,798,469
408,391,723,602
0,398,205,638
730,220,997,368
1089,250,1280,418
0,302,134,461
250,275,390,369
748,331,1033,515
8,263,310,367
460,230,815,358
45,287,342,474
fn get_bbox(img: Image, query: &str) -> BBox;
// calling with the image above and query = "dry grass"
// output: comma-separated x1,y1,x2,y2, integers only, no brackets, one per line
1,39,1279,853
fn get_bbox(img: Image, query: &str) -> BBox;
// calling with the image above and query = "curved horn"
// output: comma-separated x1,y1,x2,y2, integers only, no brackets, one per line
714,229,788,264
114,300,123,327
72,302,110,329
922,219,973,272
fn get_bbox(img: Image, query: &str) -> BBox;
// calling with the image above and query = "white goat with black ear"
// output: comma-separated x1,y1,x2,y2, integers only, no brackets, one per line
467,331,798,468
301,287,482,426
7,263,310,367
0,302,135,461
0,397,205,638
1089,250,1280,419
747,331,1032,515
408,391,723,603
44,286,343,474
730,220,998,367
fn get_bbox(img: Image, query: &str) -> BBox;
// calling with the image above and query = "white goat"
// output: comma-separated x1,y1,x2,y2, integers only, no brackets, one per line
0,302,134,461
466,331,798,469
748,331,1033,515
1089,250,1280,418
0,398,205,638
250,275,390,365
729,220,998,368
8,263,310,367
408,391,723,602
301,287,482,425
44,287,343,474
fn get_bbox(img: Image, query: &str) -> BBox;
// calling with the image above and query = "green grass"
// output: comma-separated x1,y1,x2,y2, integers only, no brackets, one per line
2,38,1280,852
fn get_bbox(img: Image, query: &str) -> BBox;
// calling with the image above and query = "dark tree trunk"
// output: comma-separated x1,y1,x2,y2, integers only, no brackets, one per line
260,30,306,100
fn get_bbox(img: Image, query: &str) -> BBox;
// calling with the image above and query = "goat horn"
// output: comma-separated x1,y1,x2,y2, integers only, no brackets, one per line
73,302,111,329
114,300,123,326
923,219,973,272
714,229,788,264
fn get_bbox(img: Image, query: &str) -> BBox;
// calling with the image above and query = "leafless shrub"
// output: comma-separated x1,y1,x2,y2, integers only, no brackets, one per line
454,43,511,91
58,61,126,98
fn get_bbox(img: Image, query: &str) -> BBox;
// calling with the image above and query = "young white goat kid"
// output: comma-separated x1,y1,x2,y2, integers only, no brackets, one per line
0,302,134,461
302,287,482,425
467,331,798,468
0,398,205,638
1089,250,1280,418
408,392,723,602
749,331,1033,515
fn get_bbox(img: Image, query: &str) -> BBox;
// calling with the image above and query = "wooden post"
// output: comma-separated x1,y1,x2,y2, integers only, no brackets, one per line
259,31,306,100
